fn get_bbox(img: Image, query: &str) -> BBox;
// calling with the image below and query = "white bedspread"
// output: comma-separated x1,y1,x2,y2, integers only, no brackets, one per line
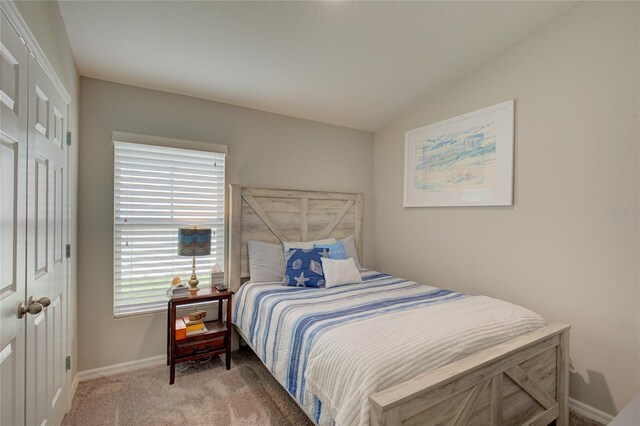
233,270,546,426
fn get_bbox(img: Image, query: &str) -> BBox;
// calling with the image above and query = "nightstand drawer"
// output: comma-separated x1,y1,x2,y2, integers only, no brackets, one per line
175,336,225,357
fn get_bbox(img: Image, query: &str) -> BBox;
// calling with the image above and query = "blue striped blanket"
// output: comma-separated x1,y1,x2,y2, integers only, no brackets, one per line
233,269,546,426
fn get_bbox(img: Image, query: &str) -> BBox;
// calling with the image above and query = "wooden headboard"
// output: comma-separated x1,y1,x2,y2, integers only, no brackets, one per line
228,185,363,292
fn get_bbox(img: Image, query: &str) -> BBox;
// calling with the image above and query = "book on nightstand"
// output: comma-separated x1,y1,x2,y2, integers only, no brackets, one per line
186,323,204,333
175,319,187,340
186,324,208,336
175,319,208,338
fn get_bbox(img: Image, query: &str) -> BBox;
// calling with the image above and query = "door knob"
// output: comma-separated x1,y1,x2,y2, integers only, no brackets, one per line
30,296,51,308
18,300,43,319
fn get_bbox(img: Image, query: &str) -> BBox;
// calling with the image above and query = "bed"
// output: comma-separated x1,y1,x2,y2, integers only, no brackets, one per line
228,185,570,426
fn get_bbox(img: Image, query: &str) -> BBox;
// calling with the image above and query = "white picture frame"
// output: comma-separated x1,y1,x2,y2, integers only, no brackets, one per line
403,100,514,207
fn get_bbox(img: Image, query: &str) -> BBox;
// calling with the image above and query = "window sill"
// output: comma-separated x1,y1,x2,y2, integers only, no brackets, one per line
114,299,224,319
113,306,165,319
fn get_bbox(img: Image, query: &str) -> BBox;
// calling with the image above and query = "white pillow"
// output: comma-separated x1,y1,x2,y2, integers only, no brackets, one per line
247,240,285,282
339,235,361,268
283,238,336,252
321,257,363,288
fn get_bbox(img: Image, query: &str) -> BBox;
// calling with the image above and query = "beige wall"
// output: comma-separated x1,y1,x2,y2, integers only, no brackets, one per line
77,77,374,371
372,2,639,415
12,0,80,390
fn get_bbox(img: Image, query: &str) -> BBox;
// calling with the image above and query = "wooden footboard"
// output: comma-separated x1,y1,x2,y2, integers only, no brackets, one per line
369,323,570,426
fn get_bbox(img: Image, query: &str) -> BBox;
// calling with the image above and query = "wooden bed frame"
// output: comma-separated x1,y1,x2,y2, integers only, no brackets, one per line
227,185,570,426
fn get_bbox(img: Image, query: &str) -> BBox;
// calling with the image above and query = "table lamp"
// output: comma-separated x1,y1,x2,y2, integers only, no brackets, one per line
178,227,211,290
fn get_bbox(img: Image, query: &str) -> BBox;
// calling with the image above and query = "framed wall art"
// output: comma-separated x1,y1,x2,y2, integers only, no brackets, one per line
404,100,514,207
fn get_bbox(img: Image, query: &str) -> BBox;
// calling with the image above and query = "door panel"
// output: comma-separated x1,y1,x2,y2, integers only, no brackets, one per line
34,86,49,137
50,296,63,408
33,311,47,424
52,109,63,149
26,54,68,426
53,166,63,264
35,157,49,276
0,10,28,426
0,342,19,426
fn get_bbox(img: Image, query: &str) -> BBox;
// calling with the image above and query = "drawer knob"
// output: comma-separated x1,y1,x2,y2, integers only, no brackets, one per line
194,344,211,354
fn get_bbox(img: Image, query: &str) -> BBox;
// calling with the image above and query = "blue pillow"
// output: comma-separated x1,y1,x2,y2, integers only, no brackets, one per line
283,248,328,288
314,241,347,260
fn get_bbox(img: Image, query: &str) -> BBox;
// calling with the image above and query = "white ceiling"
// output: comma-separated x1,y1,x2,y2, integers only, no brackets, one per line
59,1,574,131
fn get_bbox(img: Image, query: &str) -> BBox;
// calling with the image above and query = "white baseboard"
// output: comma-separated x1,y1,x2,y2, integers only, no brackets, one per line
77,355,166,382
570,398,614,425
71,374,79,397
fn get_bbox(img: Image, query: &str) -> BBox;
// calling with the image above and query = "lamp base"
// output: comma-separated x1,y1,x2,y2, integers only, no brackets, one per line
188,274,199,290
188,256,199,290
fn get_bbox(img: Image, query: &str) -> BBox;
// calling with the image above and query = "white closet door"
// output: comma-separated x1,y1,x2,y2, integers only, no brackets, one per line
0,10,29,426
25,53,69,426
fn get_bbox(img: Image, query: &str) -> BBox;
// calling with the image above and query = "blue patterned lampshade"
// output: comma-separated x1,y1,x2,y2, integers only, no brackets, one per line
178,228,211,290
177,228,211,257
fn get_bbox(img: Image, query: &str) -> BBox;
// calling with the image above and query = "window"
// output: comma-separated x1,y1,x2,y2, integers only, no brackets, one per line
113,136,226,317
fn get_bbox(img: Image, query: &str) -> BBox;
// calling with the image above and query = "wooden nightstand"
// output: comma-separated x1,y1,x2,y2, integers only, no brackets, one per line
166,287,234,384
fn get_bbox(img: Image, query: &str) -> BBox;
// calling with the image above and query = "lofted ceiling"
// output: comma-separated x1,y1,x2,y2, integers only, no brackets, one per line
58,1,574,131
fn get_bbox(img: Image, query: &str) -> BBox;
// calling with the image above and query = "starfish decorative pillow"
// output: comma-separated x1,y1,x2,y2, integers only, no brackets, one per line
282,248,328,288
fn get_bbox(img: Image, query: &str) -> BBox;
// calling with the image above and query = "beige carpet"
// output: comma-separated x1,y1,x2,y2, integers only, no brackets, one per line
64,349,602,426
64,350,312,426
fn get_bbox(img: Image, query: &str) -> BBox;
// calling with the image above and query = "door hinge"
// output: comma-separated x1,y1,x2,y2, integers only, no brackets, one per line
66,131,71,146
65,356,71,371
66,244,71,259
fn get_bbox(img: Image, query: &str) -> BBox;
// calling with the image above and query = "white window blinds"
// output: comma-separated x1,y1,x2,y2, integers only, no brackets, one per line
113,140,225,316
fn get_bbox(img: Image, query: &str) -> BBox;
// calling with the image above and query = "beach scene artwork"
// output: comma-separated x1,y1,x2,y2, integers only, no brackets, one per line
404,100,513,207
413,122,496,193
